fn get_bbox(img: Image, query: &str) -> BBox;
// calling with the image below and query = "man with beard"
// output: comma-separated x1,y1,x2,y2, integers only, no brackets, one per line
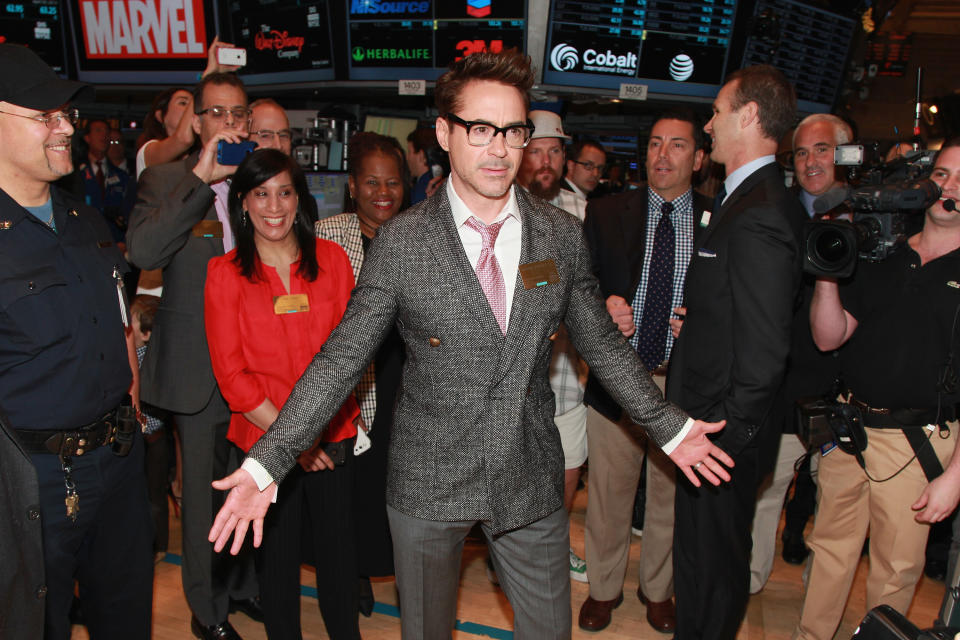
516,108,591,581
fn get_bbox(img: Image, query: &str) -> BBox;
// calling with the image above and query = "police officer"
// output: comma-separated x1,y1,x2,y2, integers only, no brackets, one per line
797,139,960,639
0,44,153,639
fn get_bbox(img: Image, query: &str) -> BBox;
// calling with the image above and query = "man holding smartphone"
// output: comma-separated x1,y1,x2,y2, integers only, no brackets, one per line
127,72,261,640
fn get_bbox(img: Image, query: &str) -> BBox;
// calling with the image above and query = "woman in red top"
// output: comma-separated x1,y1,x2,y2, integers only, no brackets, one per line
204,149,362,639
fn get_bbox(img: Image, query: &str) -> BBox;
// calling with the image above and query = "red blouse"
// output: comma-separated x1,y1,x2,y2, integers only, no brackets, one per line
204,238,359,453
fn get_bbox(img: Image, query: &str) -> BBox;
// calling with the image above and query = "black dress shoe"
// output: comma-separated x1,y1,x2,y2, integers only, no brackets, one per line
191,616,242,640
781,530,810,565
229,596,264,622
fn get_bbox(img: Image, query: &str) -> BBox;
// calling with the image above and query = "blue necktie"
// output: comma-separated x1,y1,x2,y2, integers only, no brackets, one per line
636,201,675,371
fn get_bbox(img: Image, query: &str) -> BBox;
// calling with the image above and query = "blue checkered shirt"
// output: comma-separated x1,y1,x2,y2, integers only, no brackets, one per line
628,188,695,365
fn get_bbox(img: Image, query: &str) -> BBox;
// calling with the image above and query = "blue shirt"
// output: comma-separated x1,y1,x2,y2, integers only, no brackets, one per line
410,171,432,205
0,186,131,430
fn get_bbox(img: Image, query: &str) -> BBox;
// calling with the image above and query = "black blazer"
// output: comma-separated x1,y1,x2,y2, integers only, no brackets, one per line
666,162,804,456
582,187,712,422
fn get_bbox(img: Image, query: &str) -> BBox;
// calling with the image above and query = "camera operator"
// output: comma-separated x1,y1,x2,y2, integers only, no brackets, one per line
750,114,854,592
796,139,960,640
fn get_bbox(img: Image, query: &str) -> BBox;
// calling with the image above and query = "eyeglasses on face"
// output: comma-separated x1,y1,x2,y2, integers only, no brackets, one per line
196,106,251,120
251,129,292,143
0,107,79,130
445,113,534,149
572,159,606,173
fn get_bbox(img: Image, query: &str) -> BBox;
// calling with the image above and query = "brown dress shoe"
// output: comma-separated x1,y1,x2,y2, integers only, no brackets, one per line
637,586,676,633
578,592,624,631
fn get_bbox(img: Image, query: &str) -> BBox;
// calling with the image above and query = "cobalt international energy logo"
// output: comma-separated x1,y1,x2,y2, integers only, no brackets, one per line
550,42,637,76
550,43,578,71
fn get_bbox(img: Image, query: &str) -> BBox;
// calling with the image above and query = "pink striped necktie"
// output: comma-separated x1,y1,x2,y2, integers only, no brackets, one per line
464,216,507,334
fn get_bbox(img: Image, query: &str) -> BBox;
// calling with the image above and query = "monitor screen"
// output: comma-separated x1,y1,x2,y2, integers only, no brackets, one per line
363,115,418,147
346,0,526,81
735,0,856,113
66,0,218,83
1,0,69,75
229,0,335,85
306,171,349,221
542,0,738,98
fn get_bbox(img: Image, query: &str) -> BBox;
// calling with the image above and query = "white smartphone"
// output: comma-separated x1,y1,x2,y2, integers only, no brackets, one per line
216,47,247,67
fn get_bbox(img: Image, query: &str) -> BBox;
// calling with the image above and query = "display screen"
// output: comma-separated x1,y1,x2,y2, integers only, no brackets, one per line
66,0,218,83
0,0,68,74
346,0,526,80
737,0,855,112
542,0,738,97
229,0,335,84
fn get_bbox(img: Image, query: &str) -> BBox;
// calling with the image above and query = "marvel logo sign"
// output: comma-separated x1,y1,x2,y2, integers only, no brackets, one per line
79,0,207,58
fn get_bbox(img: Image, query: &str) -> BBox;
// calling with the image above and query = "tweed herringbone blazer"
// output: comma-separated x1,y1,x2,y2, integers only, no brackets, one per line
251,187,688,533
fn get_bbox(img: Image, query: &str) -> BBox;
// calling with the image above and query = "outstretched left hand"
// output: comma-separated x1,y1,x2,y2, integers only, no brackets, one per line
668,419,734,487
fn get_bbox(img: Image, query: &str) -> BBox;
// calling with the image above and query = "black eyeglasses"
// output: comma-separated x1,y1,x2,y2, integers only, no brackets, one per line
196,106,251,120
0,107,79,130
572,159,606,173
445,113,534,149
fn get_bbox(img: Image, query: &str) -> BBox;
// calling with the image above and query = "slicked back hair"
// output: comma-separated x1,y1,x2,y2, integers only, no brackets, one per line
434,49,534,118
192,72,247,112
726,64,797,143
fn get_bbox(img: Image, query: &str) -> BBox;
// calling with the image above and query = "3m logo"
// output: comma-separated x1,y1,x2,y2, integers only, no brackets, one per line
455,38,502,60
78,0,207,58
466,0,490,18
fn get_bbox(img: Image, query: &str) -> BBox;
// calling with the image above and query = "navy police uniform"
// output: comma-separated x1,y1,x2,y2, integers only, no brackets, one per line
0,184,153,639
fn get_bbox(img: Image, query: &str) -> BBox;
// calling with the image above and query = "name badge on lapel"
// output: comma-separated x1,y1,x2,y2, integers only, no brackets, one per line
273,293,309,314
192,220,224,238
519,259,560,290
700,211,712,227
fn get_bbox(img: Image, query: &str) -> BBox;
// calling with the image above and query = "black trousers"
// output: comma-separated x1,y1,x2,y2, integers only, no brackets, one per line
257,444,360,640
32,430,153,640
674,443,761,640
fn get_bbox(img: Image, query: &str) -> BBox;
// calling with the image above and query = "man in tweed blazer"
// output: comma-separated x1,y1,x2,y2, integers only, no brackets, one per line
210,51,733,639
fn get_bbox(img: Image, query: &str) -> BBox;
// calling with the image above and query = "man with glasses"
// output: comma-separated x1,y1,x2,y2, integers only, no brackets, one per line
0,43,153,638
565,138,607,199
127,72,261,640
248,98,292,156
206,49,734,639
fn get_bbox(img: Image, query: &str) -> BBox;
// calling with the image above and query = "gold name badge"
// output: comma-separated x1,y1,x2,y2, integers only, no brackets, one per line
191,220,224,238
518,259,560,290
273,293,309,314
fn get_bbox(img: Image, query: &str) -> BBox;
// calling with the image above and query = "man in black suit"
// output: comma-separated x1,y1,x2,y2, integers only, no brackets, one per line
667,64,804,640
579,107,710,633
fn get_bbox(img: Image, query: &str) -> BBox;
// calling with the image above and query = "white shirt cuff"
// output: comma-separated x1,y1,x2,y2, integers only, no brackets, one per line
241,458,279,503
661,417,695,456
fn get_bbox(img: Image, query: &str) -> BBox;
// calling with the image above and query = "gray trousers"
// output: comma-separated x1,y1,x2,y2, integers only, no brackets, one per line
388,505,571,639
177,391,258,626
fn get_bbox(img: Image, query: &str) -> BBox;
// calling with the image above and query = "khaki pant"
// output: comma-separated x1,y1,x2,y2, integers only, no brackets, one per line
795,423,957,640
584,385,676,602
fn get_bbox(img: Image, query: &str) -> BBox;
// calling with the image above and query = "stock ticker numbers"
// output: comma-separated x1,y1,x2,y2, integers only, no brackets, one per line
740,0,855,109
544,0,737,91
347,0,525,79
1,0,65,72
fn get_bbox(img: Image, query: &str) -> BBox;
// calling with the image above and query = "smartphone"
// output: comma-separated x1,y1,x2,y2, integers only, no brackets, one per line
217,140,257,165
216,46,247,67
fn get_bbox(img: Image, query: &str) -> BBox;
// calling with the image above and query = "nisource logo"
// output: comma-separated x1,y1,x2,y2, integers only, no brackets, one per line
550,43,578,71
350,0,429,15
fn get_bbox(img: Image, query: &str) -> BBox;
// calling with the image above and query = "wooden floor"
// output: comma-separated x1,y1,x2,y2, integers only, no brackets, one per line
72,477,948,640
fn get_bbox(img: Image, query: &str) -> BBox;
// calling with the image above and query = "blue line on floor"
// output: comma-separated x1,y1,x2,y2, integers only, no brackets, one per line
161,552,514,638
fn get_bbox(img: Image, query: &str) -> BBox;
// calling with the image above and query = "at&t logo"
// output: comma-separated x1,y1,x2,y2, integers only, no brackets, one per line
550,43,578,71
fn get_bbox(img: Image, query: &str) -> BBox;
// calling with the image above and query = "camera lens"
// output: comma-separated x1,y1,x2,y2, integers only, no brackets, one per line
808,226,851,271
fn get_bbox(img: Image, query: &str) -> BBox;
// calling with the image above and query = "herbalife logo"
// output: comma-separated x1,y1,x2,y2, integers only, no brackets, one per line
352,46,365,62
550,43,578,71
351,46,430,62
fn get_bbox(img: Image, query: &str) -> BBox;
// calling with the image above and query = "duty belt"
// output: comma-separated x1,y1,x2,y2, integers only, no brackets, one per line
15,409,121,457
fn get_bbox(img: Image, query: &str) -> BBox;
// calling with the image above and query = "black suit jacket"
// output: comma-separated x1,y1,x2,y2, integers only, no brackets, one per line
666,162,804,456
582,188,712,422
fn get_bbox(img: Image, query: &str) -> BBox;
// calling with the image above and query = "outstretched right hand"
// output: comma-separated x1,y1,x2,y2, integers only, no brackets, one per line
668,419,734,487
208,468,274,555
